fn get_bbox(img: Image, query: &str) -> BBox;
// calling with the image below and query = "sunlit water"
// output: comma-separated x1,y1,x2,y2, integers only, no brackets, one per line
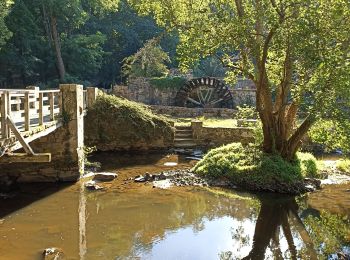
0,153,349,260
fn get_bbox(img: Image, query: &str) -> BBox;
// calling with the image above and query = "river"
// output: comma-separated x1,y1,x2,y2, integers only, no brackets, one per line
0,153,349,259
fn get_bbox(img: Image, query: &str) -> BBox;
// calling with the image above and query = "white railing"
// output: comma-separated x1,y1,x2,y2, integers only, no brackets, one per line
0,88,61,140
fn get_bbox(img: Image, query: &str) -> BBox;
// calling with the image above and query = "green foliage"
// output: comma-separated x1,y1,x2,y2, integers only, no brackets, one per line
193,56,226,78
130,0,350,159
122,38,170,78
309,119,350,153
336,159,350,173
0,1,12,50
0,0,177,87
192,143,320,192
149,76,186,89
297,152,319,178
85,94,174,148
62,33,107,80
236,105,258,120
304,211,350,257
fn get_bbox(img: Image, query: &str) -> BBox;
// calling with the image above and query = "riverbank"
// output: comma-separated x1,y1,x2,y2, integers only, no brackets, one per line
83,151,350,195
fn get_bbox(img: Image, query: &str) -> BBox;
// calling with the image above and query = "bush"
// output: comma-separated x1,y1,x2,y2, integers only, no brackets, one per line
236,105,258,120
149,76,186,89
336,159,350,173
297,152,319,178
309,119,350,153
192,143,320,193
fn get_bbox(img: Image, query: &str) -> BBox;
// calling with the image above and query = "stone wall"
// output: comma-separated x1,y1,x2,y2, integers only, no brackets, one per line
113,77,178,106
0,85,85,185
191,121,254,148
150,105,237,118
112,77,256,108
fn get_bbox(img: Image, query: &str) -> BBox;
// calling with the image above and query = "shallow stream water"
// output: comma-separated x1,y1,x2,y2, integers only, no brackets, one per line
0,153,349,259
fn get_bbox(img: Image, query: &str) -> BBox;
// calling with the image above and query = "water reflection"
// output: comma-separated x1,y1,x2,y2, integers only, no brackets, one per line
0,154,349,259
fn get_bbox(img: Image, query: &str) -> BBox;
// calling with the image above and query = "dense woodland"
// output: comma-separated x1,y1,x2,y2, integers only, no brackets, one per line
0,0,180,89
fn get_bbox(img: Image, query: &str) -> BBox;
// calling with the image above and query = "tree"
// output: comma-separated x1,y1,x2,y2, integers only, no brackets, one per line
122,38,170,78
129,0,350,160
0,1,12,50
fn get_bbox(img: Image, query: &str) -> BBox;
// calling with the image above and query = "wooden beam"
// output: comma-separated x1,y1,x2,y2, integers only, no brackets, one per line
6,116,34,155
39,92,44,125
49,92,55,120
1,92,9,138
24,92,30,131
0,153,51,163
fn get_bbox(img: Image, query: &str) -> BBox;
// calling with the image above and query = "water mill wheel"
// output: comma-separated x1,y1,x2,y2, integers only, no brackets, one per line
175,77,234,108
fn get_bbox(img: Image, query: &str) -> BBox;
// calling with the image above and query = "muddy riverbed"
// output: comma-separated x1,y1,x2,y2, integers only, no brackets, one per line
0,152,349,259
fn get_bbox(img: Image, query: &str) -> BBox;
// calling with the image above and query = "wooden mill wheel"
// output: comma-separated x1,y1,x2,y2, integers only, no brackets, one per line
175,77,234,108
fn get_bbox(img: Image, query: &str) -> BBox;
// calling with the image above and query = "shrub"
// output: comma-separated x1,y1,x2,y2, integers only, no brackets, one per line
149,76,186,89
336,159,350,173
236,105,258,120
296,152,319,178
192,143,320,193
309,119,350,153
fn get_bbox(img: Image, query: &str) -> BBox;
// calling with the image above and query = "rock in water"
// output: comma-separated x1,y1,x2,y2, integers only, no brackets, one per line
164,162,178,166
93,172,118,182
42,247,64,260
84,180,104,191
134,175,146,182
134,173,154,182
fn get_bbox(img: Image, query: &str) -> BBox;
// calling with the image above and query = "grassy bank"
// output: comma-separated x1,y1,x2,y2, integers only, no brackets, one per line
85,94,174,151
192,143,321,194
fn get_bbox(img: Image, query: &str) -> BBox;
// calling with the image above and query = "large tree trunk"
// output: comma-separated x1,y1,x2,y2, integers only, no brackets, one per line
50,15,66,82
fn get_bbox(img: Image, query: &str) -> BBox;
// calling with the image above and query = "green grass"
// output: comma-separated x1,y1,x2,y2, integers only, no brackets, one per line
336,159,350,174
173,116,237,128
85,94,174,147
192,143,321,193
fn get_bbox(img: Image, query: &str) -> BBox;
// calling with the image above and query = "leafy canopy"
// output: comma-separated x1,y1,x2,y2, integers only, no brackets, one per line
122,38,170,78
129,0,350,119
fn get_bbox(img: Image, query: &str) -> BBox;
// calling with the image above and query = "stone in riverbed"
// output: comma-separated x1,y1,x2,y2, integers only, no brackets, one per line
84,180,104,191
42,247,65,260
134,173,154,182
93,172,118,182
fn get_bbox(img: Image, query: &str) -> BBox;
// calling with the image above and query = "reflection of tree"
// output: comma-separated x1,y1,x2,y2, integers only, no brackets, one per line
241,197,317,260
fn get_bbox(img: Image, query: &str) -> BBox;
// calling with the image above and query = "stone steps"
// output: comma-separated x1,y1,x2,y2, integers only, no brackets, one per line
174,125,196,148
174,142,198,148
175,132,193,138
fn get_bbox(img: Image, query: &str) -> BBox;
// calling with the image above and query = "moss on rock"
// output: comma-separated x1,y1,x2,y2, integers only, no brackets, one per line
192,143,320,194
85,94,174,151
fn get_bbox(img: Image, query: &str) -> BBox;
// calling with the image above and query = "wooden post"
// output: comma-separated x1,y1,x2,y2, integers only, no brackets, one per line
1,91,9,138
86,87,98,109
15,97,20,111
49,92,55,121
39,92,44,126
24,92,30,131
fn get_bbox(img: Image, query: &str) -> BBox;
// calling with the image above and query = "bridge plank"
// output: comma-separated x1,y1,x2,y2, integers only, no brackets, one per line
0,153,51,163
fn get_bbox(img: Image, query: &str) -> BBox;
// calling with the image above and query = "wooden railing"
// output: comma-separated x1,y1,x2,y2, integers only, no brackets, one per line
0,88,61,141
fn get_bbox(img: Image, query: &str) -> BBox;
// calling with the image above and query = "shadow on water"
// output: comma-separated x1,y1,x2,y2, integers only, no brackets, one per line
0,183,72,219
90,151,173,171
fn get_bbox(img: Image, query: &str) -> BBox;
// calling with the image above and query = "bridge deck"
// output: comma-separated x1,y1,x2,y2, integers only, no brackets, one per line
0,87,87,162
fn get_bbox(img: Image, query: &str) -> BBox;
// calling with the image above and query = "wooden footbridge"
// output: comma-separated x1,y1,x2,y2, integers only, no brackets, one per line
0,86,93,163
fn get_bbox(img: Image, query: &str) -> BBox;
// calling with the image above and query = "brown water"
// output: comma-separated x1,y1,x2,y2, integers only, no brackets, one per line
0,153,349,260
